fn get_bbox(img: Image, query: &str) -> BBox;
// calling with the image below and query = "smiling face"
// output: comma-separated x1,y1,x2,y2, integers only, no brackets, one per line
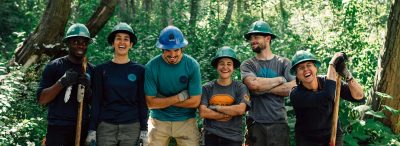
162,48,183,64
295,61,318,86
112,33,133,56
67,37,90,59
217,58,234,80
249,34,270,53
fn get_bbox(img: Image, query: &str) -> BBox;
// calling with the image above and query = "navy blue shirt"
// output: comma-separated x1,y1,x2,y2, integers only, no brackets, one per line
89,61,148,131
290,76,365,143
36,56,94,126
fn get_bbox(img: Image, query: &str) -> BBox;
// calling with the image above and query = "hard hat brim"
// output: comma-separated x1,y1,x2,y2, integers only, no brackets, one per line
289,59,321,75
211,56,241,69
156,39,188,50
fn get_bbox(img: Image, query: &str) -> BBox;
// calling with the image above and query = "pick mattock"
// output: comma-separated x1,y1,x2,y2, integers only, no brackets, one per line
75,57,87,146
330,75,341,146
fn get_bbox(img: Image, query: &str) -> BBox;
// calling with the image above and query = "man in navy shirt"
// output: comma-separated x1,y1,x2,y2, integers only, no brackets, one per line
36,23,93,146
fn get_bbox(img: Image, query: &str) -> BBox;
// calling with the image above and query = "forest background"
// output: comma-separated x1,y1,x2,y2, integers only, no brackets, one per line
1,0,400,145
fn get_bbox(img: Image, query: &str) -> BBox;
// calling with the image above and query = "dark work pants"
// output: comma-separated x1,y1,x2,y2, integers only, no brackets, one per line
204,133,242,146
45,124,88,146
295,133,344,146
247,122,290,146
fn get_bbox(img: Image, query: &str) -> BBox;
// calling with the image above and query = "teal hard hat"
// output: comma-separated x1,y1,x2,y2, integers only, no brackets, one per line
289,50,321,75
211,46,241,68
63,23,91,42
244,20,277,40
156,26,188,50
108,22,137,45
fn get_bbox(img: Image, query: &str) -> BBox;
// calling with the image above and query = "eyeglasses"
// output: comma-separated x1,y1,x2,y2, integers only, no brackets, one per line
296,62,315,72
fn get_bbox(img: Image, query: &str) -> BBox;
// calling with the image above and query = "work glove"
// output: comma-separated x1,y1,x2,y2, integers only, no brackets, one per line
139,130,148,146
78,73,92,98
338,66,353,82
177,90,189,102
58,69,78,87
279,76,287,84
208,105,219,111
329,52,348,73
85,130,96,146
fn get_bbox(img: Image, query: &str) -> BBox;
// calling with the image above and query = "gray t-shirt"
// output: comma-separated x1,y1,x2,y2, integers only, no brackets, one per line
240,55,295,123
201,80,249,142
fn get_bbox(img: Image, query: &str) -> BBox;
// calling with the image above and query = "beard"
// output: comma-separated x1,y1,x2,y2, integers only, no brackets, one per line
252,45,264,53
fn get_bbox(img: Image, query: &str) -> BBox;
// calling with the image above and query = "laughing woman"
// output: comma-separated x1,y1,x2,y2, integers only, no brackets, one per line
199,46,249,146
86,23,148,146
289,50,364,146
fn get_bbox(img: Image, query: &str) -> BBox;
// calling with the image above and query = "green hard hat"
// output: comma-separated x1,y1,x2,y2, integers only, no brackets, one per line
211,46,241,68
289,50,321,75
108,22,137,45
244,20,277,40
63,23,91,42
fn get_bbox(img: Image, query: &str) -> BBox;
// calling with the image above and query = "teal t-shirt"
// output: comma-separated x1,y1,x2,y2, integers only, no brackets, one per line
144,54,202,121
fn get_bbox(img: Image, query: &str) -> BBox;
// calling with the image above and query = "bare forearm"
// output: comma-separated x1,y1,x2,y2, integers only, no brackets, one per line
199,106,227,120
244,76,283,93
348,79,364,100
327,65,337,81
268,80,297,97
216,104,246,116
173,95,200,108
38,82,63,105
146,95,180,109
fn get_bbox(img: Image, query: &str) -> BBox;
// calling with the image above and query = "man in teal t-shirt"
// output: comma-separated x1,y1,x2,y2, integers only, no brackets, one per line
144,26,201,146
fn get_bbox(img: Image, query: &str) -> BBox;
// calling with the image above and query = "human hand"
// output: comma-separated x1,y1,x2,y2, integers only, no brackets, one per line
208,105,219,111
58,69,78,87
329,52,348,73
177,90,189,101
78,73,92,98
338,66,353,81
279,76,287,84
217,114,232,122
85,130,96,146
139,130,148,146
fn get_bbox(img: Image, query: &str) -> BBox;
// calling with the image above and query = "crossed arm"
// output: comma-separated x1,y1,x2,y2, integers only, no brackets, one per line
199,103,246,121
146,94,200,109
243,76,296,97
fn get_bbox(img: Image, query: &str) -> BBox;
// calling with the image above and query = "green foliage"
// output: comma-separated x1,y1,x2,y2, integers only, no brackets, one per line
1,0,399,145
0,62,47,145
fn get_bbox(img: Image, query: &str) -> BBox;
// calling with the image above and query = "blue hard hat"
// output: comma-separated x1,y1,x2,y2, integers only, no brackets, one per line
156,26,188,50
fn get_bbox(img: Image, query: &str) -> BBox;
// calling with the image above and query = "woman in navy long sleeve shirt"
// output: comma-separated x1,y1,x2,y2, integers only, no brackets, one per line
289,51,364,146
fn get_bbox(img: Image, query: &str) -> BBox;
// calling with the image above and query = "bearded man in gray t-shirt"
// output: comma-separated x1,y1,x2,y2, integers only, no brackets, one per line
240,20,297,146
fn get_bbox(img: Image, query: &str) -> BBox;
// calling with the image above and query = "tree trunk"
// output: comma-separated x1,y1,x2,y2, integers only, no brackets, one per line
13,0,118,70
142,0,153,26
13,0,73,69
160,0,169,27
372,0,400,134
212,0,234,47
131,0,136,20
188,0,199,37
86,0,118,37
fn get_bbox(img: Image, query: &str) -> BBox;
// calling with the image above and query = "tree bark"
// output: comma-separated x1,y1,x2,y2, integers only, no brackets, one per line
160,0,169,27
86,0,118,37
13,0,73,68
188,0,199,37
212,0,234,47
13,0,118,70
372,0,400,134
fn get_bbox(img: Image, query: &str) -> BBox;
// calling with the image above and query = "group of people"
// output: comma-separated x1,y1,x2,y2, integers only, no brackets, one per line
36,20,365,146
